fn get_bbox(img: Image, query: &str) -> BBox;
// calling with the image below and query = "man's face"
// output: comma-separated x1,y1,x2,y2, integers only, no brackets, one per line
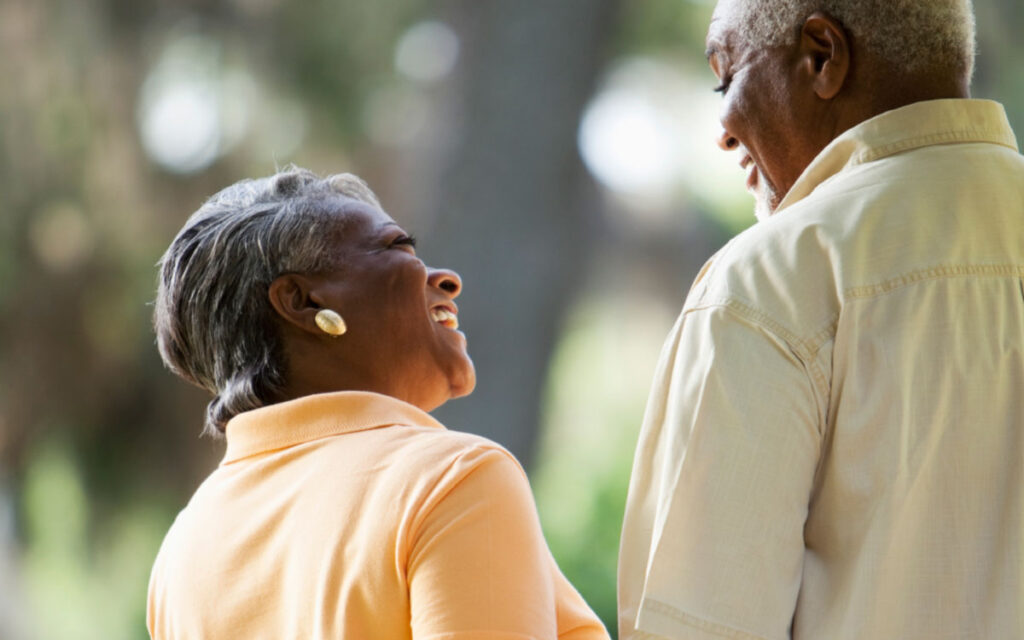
706,0,820,219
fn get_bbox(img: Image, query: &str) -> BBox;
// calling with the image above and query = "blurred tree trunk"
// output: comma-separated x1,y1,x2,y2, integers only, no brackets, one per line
423,0,621,468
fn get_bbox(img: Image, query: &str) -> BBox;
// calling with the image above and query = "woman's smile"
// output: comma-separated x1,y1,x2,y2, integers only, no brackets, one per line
429,302,459,330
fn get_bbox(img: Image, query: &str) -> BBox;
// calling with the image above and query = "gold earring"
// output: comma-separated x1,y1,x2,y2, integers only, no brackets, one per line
314,309,347,337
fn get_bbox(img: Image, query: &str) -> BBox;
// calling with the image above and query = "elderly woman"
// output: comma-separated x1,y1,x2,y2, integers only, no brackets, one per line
147,167,608,639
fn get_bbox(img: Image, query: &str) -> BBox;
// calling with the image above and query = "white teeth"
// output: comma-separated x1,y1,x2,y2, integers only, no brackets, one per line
430,308,458,328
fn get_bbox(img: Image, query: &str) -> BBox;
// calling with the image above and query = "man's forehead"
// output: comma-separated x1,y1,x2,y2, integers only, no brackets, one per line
709,0,743,23
708,0,741,25
705,0,740,54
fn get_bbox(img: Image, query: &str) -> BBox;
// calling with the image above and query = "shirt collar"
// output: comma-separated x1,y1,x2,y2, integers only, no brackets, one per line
776,99,1019,213
222,391,445,464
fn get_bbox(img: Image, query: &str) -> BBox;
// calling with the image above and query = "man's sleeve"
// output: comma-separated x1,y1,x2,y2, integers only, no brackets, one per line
627,304,824,640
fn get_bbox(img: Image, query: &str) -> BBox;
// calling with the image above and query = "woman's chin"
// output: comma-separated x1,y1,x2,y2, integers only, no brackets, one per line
415,361,475,413
448,361,476,399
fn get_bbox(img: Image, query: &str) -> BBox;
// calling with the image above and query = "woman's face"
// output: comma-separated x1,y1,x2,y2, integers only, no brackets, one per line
306,201,475,411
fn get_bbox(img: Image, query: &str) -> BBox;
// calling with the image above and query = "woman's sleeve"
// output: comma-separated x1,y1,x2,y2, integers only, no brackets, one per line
406,446,560,640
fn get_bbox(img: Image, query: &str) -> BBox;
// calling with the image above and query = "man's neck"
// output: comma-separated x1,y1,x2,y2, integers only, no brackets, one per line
859,60,971,124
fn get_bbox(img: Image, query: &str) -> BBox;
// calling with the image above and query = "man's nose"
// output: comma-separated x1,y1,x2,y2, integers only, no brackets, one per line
717,129,740,151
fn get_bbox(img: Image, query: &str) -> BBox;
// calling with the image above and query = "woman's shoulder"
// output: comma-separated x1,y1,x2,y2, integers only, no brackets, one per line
383,423,523,476
358,425,532,526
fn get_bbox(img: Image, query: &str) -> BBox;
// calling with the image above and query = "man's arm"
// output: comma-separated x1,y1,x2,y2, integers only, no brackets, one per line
621,303,824,640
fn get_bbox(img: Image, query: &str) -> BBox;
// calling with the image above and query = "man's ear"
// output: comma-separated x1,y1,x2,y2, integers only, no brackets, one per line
268,273,327,336
799,12,850,100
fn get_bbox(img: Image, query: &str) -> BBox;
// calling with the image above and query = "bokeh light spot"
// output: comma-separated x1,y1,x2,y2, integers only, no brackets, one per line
579,88,683,197
138,79,220,173
394,21,460,83
136,32,265,174
363,83,430,147
578,57,753,225
29,202,95,272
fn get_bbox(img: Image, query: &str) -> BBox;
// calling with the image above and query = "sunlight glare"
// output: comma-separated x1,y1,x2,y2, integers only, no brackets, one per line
578,57,751,222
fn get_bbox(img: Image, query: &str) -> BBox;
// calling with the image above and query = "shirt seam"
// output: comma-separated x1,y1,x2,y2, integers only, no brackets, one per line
640,598,772,640
853,128,1017,165
685,297,835,365
682,300,834,435
844,263,1024,300
403,443,522,578
222,421,405,465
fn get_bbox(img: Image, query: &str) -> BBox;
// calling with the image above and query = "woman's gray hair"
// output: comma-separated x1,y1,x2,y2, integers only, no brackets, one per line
153,166,381,436
725,0,975,79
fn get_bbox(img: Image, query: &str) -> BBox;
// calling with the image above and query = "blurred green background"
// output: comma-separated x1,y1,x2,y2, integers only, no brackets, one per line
1,0,1021,637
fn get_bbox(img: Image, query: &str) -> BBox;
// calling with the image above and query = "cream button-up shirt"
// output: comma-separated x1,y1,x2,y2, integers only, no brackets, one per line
618,99,1024,640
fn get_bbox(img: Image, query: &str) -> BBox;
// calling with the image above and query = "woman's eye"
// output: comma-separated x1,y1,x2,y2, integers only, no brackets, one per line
713,79,730,94
391,235,418,251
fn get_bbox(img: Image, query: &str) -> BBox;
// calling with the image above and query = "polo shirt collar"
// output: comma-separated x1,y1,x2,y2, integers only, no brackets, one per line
222,391,445,464
777,98,1019,214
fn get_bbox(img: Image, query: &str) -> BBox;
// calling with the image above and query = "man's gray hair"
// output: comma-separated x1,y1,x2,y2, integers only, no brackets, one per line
153,166,381,437
730,0,975,78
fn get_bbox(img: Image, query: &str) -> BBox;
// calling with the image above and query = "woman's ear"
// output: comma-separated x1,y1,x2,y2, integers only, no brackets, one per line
268,274,324,336
799,12,850,100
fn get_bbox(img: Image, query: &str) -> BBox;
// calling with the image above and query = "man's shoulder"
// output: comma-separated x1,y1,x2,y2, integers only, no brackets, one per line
691,208,846,344
696,134,1024,344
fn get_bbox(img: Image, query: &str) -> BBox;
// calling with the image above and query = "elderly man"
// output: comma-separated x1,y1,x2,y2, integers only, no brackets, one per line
618,1,1023,639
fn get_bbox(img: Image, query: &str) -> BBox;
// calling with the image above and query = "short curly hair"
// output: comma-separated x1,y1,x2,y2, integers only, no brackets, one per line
722,0,975,79
153,166,381,436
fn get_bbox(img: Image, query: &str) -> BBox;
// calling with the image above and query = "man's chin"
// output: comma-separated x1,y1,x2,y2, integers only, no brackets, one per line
752,181,780,223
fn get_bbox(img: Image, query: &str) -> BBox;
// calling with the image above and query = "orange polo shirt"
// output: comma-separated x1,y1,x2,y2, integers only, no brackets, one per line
147,391,609,639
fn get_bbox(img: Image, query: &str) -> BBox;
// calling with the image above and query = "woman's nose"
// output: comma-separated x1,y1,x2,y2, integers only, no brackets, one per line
428,268,462,298
717,128,740,151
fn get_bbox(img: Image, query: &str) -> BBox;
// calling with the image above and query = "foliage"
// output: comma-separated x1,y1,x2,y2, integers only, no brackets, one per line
0,0,1021,638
